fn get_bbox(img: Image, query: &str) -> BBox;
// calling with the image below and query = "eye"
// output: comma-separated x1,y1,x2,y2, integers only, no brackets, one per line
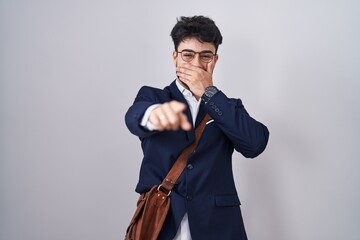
200,53,213,61
181,51,195,61
183,52,194,57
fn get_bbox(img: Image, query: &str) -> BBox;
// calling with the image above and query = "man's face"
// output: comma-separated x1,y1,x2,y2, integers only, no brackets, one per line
173,37,218,74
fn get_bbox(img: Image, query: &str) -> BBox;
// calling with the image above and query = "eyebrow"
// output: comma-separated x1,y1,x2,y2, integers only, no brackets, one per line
181,49,214,53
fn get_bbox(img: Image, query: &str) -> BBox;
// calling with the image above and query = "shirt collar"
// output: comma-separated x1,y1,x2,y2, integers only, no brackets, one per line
175,79,194,98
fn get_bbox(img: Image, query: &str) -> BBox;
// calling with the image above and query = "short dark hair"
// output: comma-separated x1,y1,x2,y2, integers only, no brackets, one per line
170,16,223,53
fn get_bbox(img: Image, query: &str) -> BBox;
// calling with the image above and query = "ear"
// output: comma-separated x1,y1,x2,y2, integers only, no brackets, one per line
172,50,177,67
213,54,219,65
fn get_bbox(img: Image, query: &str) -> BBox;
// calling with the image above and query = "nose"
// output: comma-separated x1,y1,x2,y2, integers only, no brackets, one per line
192,53,202,67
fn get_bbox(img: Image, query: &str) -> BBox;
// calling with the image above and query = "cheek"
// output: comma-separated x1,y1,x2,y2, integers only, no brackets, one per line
176,59,187,68
174,56,183,65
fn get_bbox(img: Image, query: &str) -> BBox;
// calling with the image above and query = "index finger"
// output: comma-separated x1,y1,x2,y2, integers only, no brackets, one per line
182,63,209,73
168,100,187,114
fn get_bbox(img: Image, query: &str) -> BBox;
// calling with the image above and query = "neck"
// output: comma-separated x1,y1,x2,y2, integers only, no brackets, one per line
176,79,200,100
177,78,190,90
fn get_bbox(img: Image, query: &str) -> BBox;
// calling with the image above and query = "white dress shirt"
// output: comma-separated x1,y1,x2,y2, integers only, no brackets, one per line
140,80,201,240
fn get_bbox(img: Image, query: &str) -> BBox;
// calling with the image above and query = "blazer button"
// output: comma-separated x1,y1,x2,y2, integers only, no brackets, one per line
186,195,193,201
187,164,194,170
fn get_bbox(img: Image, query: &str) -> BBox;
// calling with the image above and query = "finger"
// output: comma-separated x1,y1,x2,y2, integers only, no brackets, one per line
148,109,161,128
180,63,204,72
149,107,168,131
161,103,180,131
169,101,187,114
156,108,172,130
179,112,192,131
169,101,192,131
176,70,192,81
178,65,204,81
150,101,191,131
177,77,191,90
207,54,218,73
176,65,195,76
205,62,214,74
176,72,192,83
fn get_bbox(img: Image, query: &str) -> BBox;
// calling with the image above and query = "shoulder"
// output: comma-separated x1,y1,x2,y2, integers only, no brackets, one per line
138,85,166,95
134,85,172,103
212,90,244,108
231,98,244,108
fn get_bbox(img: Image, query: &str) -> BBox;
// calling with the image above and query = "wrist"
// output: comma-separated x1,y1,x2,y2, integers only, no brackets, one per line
201,86,219,104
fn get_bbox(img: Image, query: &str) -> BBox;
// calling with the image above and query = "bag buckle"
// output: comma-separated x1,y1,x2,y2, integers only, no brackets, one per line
157,184,171,196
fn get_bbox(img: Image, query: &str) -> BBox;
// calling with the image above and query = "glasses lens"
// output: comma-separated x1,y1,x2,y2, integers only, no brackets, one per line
200,53,214,63
179,51,214,63
181,51,195,62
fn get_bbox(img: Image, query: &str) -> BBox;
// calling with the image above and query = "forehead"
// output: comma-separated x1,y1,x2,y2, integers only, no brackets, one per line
178,37,216,52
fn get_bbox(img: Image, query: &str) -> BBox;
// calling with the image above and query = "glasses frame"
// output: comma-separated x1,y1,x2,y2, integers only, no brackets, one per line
176,49,217,63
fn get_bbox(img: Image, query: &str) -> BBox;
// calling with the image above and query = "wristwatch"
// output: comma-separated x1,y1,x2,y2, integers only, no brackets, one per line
201,86,219,104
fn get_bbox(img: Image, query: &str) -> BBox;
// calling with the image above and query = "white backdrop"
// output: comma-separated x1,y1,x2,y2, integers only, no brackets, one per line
1,0,359,240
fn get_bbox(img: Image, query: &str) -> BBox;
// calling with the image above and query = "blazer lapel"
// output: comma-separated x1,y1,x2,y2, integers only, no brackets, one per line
168,80,194,128
195,103,207,127
168,80,195,142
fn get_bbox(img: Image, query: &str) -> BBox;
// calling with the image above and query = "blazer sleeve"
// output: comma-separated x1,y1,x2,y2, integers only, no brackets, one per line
204,91,270,158
125,86,162,138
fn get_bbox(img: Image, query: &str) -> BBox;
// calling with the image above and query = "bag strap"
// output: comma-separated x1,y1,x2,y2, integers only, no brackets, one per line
159,113,211,194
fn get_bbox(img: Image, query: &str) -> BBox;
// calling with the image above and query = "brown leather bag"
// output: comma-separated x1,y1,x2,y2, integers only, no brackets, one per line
125,114,211,240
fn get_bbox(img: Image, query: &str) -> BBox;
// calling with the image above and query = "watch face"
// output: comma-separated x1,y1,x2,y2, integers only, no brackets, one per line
201,92,210,102
206,86,218,97
203,86,218,103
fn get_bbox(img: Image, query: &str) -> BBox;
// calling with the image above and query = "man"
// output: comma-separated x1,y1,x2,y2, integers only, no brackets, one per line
125,16,269,240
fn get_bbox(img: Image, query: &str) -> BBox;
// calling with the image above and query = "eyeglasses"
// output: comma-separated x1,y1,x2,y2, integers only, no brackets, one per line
176,50,216,63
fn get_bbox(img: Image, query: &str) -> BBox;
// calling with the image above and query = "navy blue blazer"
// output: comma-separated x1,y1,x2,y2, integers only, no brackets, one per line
125,80,269,240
